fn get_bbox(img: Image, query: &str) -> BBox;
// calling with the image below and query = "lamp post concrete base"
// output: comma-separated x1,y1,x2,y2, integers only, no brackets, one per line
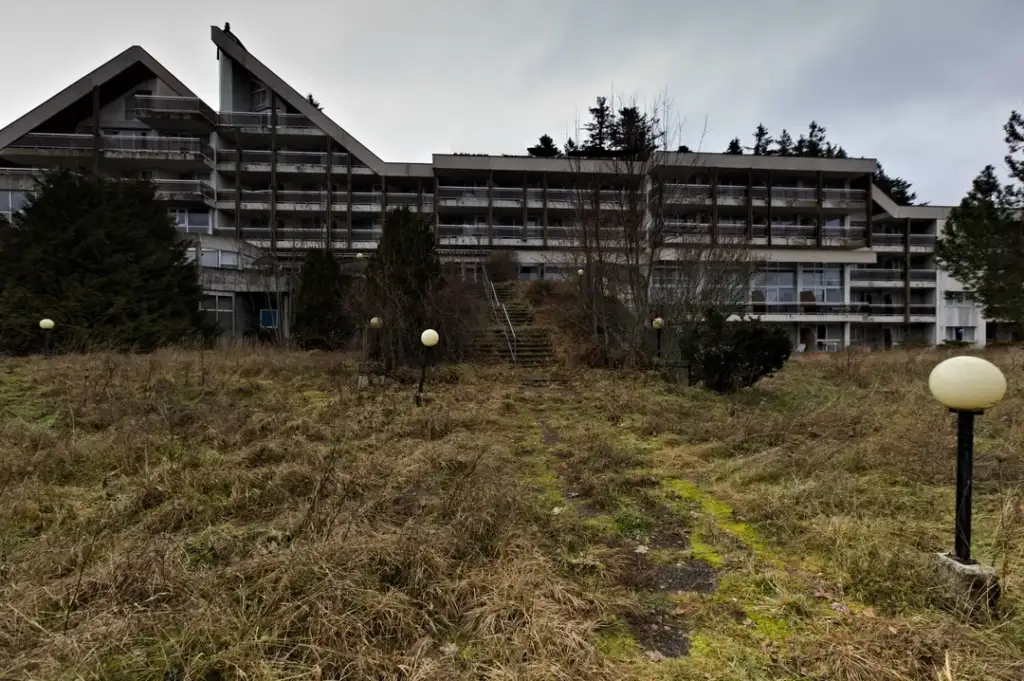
932,553,1000,613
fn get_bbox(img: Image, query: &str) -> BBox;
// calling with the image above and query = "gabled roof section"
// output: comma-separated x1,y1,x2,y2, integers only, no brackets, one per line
211,25,389,176
0,46,207,151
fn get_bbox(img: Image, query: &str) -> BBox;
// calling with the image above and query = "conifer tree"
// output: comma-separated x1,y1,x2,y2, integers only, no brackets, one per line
0,170,211,354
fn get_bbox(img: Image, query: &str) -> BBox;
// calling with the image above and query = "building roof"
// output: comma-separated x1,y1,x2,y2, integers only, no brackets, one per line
211,25,393,176
0,46,210,151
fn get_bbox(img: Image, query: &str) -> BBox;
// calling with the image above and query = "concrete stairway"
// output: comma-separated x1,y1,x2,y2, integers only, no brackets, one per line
475,280,555,367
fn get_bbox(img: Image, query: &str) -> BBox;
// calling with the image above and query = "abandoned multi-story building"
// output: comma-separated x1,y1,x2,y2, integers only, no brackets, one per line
0,25,991,348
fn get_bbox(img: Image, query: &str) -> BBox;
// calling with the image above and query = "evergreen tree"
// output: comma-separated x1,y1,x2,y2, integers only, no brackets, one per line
293,249,350,349
583,96,614,152
874,164,917,205
772,129,794,156
610,106,660,155
793,120,828,157
364,208,442,364
752,124,772,156
726,138,744,155
935,110,1024,332
527,134,561,158
0,170,211,355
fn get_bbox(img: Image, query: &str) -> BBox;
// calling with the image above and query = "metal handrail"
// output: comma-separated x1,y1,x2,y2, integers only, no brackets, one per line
482,267,517,365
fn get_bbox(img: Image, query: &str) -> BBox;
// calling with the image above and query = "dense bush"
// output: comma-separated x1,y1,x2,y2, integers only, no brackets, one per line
485,250,519,282
679,309,791,393
0,170,212,355
348,208,485,367
292,249,353,350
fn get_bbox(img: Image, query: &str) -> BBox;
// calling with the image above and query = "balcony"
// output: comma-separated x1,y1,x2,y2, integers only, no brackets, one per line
128,95,217,132
0,133,212,170
437,186,489,204
218,150,353,172
217,111,324,143
438,224,489,239
870,233,938,248
850,268,937,284
739,303,936,318
154,179,214,204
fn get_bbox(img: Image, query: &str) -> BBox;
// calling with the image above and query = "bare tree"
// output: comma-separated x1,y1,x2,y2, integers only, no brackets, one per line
559,95,755,365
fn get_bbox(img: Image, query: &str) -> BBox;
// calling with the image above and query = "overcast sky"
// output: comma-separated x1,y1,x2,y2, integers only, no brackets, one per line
1,0,1020,205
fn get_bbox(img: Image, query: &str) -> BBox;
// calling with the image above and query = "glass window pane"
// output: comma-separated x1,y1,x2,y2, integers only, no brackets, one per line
200,250,219,267
219,251,238,267
189,211,210,226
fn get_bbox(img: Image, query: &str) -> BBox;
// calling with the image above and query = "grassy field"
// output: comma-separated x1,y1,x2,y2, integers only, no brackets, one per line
1,347,1022,680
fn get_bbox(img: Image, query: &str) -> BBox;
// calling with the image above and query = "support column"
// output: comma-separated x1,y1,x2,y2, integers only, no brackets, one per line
745,170,753,240
542,172,549,248
487,171,494,247
234,145,243,241
91,86,102,176
843,322,851,349
324,143,332,250
432,175,439,237
346,154,353,249
766,171,773,247
904,217,912,324
710,168,719,244
380,177,388,227
865,174,874,247
269,105,278,255
522,173,528,241
815,170,824,247
417,179,424,213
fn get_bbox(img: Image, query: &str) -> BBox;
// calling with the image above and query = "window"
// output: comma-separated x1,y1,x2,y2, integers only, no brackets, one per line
200,249,239,268
754,265,797,304
259,308,279,329
200,294,234,334
944,291,968,304
799,264,843,303
945,326,976,343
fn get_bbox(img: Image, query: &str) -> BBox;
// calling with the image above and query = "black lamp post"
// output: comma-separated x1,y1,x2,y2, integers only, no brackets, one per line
928,356,1007,564
652,317,665,359
39,318,55,356
416,328,439,405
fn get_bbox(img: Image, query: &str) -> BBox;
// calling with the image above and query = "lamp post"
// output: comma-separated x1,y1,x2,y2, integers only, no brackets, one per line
39,319,55,356
928,356,1007,564
416,328,439,405
652,317,665,359
368,315,383,361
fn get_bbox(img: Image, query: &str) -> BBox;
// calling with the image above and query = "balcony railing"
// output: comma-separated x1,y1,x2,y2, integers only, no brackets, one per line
438,224,489,239
851,269,905,282
351,191,383,205
7,133,213,159
437,186,489,200
738,303,936,316
491,187,523,201
128,95,217,123
154,179,214,202
386,192,419,206
218,111,318,129
871,233,938,247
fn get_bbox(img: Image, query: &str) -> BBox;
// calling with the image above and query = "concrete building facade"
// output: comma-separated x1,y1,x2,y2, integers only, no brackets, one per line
0,25,989,348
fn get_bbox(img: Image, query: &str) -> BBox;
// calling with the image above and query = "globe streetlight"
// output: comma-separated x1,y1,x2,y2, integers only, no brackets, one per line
652,317,665,359
39,319,55,356
416,328,440,405
369,316,383,329
928,356,1007,564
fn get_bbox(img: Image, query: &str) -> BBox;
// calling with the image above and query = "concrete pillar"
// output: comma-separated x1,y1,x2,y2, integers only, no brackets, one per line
815,170,824,247
346,154,353,249
91,86,101,176
324,142,332,250
269,105,278,255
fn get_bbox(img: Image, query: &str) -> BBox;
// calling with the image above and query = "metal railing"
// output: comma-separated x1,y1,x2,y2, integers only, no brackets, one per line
740,303,937,316
153,179,214,202
128,95,218,124
8,133,212,156
218,111,319,129
482,267,516,365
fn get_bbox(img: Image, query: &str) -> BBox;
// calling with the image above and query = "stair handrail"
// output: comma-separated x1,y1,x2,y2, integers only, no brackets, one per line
482,268,517,365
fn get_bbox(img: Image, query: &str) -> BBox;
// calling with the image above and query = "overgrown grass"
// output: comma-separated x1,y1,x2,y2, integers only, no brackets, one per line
1,346,1022,679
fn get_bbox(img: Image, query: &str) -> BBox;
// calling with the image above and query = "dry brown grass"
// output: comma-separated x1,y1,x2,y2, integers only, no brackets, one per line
1,346,1022,680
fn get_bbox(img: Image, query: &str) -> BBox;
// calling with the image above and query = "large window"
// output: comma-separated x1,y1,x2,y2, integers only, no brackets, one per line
799,264,843,303
200,294,234,334
0,190,29,216
168,208,211,235
754,265,796,304
945,326,976,343
200,249,240,269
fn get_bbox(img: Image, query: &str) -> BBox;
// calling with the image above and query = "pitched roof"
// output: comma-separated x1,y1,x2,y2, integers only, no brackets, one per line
211,25,393,176
0,46,210,151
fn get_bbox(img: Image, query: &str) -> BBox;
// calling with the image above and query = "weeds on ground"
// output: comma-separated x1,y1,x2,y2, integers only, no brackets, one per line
1,346,1023,680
